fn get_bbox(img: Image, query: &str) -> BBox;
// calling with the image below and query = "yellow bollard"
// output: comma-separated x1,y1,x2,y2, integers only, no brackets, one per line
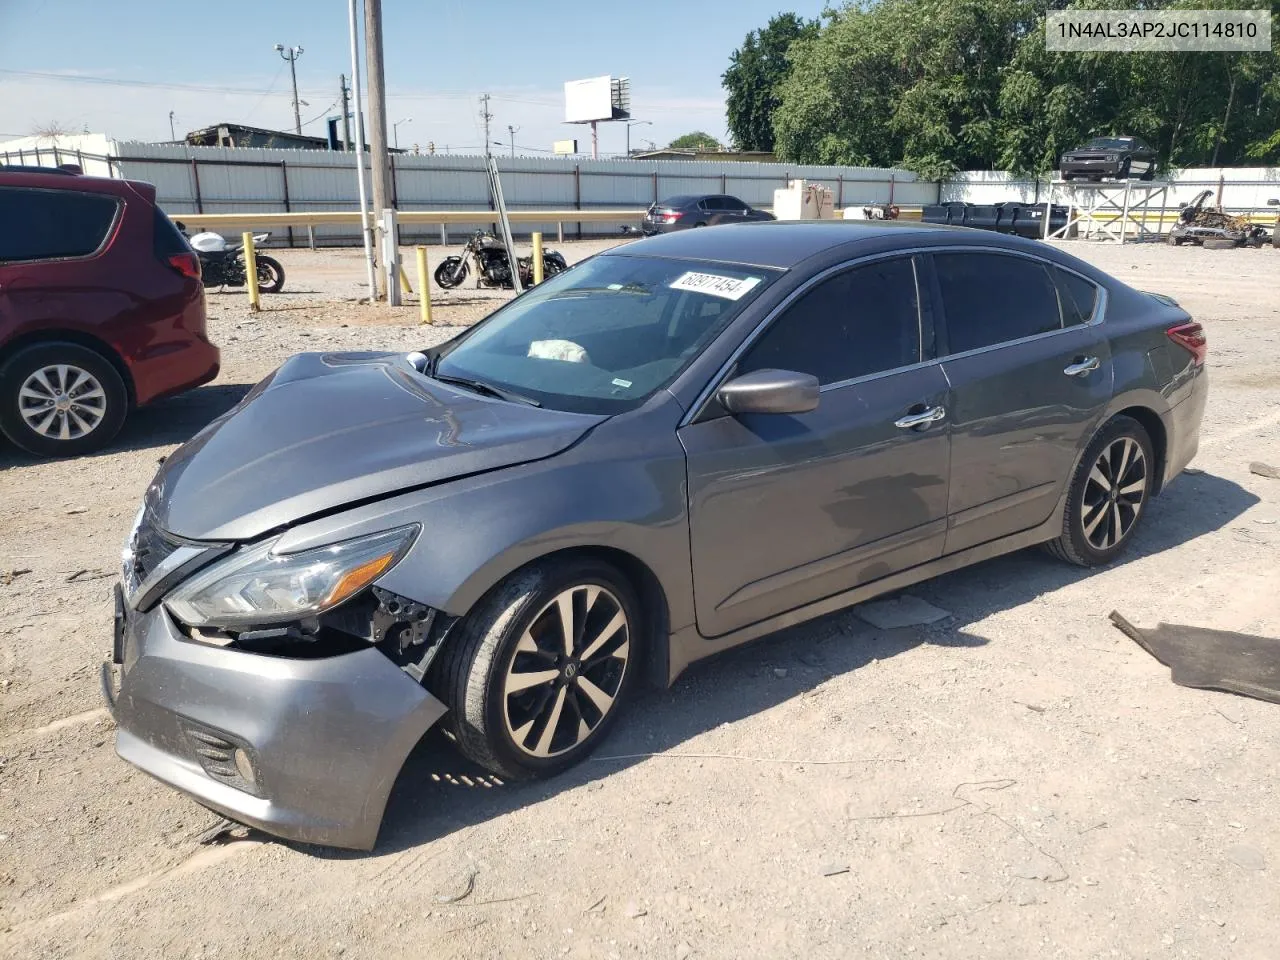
532,231,544,285
242,232,261,312
399,266,413,295
415,246,432,325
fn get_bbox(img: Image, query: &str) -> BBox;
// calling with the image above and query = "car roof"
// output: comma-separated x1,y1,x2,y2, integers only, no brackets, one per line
0,169,144,197
604,219,1050,270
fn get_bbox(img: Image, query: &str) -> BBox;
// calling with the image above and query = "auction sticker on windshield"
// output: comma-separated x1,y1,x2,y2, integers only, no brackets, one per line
669,271,762,300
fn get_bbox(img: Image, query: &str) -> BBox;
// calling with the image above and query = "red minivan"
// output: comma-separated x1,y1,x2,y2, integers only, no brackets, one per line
0,167,220,457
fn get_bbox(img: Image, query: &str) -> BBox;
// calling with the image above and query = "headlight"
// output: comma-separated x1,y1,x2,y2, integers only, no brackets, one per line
165,525,418,629
1107,153,1119,161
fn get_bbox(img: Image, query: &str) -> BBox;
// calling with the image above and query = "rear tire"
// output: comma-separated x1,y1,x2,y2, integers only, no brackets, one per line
1045,416,1154,567
1204,238,1239,250
0,342,128,458
432,558,642,781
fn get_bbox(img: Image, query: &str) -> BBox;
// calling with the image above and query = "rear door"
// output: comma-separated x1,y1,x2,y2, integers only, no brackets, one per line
0,184,123,340
680,255,951,636
698,197,724,225
930,250,1112,553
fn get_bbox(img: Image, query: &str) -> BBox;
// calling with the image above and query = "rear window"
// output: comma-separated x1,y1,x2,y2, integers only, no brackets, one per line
153,207,191,258
0,186,121,262
1053,267,1099,326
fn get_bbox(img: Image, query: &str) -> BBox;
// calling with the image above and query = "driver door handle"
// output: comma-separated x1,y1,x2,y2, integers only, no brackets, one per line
1064,356,1100,377
895,405,947,430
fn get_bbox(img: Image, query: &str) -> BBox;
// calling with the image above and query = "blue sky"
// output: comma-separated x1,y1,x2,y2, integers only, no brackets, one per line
0,0,828,154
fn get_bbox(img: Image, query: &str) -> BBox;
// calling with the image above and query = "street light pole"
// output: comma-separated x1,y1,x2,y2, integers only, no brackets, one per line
507,124,519,160
625,120,652,157
274,43,305,134
168,110,176,141
393,117,412,150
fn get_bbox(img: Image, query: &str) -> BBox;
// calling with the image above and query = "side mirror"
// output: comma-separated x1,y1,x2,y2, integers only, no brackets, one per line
1267,198,1279,206
717,369,819,416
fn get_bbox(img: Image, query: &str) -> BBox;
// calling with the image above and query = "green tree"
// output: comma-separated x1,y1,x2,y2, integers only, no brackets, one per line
668,131,724,151
768,0,1280,176
722,13,818,151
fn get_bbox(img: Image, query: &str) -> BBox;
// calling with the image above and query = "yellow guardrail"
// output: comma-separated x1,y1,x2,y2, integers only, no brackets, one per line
174,209,642,229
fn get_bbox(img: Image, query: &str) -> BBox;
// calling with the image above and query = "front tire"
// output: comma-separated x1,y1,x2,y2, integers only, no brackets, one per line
1045,416,1154,567
0,342,128,457
433,558,641,780
435,258,466,289
255,255,285,293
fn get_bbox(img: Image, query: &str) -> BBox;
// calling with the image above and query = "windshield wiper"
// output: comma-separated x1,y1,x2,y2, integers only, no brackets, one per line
548,284,650,298
432,373,541,407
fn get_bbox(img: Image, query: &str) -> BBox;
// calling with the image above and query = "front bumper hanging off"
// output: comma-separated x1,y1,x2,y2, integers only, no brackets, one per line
102,586,448,850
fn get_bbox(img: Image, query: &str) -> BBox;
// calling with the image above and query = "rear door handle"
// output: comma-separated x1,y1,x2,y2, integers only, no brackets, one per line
1064,357,1100,377
895,405,947,430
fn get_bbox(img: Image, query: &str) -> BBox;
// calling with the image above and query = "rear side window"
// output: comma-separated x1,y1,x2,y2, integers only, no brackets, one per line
934,252,1062,354
1053,267,1099,326
700,197,724,211
738,256,922,386
153,207,191,258
0,187,121,262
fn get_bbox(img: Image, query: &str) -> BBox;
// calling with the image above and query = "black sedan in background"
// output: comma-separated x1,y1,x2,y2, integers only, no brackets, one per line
642,194,775,234
1060,136,1156,182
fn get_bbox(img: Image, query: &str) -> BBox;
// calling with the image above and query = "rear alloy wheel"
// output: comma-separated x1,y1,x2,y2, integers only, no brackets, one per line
434,558,640,780
255,255,286,293
0,343,127,457
1045,416,1154,567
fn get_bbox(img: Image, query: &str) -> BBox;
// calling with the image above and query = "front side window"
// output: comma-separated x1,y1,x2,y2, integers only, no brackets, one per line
432,254,776,414
0,187,120,262
934,252,1063,354
737,257,922,386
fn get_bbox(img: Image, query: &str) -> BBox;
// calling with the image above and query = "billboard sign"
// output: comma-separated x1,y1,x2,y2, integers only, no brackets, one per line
552,139,578,155
564,76,631,123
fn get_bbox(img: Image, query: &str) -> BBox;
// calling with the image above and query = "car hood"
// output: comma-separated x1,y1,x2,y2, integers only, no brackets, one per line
149,352,605,541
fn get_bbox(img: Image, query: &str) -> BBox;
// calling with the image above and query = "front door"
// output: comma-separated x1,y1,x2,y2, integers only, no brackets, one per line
679,255,951,637
930,251,1114,553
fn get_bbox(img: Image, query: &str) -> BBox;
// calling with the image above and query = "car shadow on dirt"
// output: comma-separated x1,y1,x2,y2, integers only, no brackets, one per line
0,383,252,468
320,470,1258,860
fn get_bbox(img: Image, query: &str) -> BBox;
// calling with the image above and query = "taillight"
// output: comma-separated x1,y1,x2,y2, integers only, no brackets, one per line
1167,321,1206,366
167,252,201,280
662,212,684,224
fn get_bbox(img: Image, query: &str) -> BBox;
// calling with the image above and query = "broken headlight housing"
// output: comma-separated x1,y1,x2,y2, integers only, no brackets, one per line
165,525,419,629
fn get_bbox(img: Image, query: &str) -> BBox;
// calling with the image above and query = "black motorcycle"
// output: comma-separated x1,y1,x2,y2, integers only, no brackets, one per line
178,225,286,293
434,229,567,290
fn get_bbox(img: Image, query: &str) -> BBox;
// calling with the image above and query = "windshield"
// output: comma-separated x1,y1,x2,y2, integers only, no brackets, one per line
432,254,776,414
1085,137,1137,150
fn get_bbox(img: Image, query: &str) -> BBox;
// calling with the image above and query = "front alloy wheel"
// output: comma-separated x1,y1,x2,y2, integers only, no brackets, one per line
502,585,630,759
433,558,641,779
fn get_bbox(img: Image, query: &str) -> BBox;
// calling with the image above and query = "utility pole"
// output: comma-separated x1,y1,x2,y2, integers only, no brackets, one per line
481,94,493,163
364,0,392,299
274,44,305,134
168,110,176,141
338,74,351,151
507,124,518,159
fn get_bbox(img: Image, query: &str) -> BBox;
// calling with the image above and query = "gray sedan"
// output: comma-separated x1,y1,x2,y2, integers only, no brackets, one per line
104,221,1207,849
641,194,775,234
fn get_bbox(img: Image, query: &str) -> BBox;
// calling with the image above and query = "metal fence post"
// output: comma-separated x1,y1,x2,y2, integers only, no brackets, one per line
382,207,401,306
573,164,588,240
280,160,295,248
242,232,261,312
190,158,204,213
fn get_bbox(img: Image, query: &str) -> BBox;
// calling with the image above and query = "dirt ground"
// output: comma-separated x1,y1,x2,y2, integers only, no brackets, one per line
1,236,1278,960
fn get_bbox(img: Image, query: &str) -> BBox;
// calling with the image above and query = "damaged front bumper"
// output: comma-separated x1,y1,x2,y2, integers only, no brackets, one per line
102,588,447,850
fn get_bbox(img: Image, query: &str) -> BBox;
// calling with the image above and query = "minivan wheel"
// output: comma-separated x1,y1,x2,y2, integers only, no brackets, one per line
0,343,128,457
1045,416,1154,567
433,558,641,780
